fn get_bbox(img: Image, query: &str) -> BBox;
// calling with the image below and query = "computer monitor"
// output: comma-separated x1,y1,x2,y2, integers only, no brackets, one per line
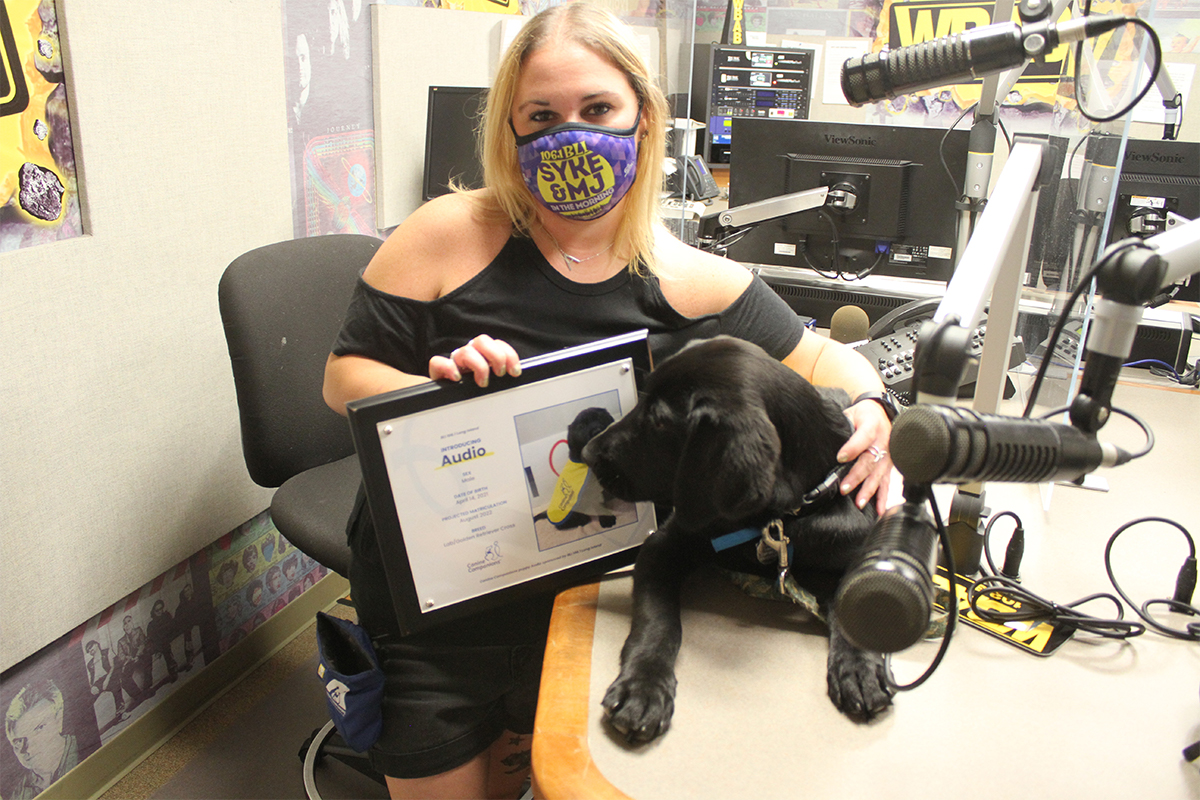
1107,138,1199,239
725,118,971,286
1105,138,1199,301
422,86,488,201
689,44,814,165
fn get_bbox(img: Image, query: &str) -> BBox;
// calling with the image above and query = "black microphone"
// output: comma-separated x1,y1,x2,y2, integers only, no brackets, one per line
836,501,939,654
841,15,1129,107
889,404,1130,485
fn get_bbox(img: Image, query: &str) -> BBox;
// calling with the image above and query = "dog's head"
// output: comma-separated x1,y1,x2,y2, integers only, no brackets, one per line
566,407,615,462
583,337,852,533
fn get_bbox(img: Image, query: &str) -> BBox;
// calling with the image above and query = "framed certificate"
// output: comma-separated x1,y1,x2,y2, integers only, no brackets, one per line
346,330,656,635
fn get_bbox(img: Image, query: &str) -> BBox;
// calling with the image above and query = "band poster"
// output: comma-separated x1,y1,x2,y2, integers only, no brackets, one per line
374,359,651,614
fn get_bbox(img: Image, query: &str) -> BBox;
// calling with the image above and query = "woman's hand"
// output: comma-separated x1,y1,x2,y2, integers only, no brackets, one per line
836,399,894,515
429,334,522,387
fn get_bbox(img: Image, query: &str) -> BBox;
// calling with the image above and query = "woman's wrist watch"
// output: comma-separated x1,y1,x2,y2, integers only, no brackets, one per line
852,390,900,422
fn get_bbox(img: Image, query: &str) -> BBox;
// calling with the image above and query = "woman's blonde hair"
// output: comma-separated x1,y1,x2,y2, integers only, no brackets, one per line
477,1,669,274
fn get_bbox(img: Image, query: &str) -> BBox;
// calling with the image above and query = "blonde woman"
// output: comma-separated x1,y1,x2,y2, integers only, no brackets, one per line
324,4,892,797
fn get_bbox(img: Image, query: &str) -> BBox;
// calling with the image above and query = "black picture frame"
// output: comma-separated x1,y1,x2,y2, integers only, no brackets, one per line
346,330,654,636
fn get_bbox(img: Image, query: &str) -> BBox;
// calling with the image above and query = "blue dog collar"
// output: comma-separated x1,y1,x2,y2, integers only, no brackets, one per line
711,527,760,552
711,525,795,565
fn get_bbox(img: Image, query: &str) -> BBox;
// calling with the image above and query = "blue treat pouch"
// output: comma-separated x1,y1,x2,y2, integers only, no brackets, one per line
315,611,384,752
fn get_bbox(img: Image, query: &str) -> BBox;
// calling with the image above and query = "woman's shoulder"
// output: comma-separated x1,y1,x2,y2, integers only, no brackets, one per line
652,227,754,317
363,190,511,299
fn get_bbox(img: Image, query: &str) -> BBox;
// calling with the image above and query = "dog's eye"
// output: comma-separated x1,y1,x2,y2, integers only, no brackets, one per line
646,404,672,431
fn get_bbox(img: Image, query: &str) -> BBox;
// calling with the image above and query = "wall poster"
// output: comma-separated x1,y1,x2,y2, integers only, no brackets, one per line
280,0,522,240
1,0,83,253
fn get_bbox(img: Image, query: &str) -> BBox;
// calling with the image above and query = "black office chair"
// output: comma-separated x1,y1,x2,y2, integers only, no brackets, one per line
218,233,386,799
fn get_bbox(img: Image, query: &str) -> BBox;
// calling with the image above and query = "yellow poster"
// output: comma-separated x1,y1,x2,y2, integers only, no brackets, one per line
0,0,82,251
439,0,521,14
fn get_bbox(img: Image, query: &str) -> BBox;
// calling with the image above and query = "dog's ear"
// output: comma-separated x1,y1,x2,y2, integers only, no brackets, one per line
671,399,781,530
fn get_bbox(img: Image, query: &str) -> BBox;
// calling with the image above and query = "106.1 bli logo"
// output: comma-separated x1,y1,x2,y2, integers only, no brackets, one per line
535,141,617,217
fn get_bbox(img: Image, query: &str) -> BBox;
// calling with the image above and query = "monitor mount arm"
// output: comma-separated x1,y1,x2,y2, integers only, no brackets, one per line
699,185,854,256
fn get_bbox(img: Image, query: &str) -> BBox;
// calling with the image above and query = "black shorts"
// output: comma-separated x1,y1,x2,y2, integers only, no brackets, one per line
345,488,555,779
366,635,545,779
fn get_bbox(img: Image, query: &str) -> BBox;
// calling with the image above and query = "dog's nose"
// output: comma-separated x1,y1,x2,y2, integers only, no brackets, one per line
581,438,601,466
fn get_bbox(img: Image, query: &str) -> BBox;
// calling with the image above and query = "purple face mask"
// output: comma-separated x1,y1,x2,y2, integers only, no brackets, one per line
515,110,641,222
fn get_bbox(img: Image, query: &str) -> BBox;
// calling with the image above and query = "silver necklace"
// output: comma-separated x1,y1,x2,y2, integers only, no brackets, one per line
541,227,613,271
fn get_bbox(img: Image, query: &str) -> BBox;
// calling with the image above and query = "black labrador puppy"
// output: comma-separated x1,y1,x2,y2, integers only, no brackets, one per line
537,407,618,530
582,337,893,742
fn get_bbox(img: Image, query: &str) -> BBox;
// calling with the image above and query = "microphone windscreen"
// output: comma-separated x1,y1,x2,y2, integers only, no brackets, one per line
830,305,870,345
889,406,957,484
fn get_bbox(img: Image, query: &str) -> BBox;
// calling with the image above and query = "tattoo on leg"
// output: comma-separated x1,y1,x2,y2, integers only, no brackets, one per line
501,747,531,775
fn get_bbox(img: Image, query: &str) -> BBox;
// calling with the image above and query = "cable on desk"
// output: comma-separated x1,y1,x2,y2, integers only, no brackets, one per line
1104,516,1200,641
980,510,1025,580
1123,358,1200,388
1186,682,1200,763
967,574,1146,639
968,516,1200,642
1184,359,1200,389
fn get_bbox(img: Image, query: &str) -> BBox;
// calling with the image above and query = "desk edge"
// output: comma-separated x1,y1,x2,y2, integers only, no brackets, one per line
533,582,632,800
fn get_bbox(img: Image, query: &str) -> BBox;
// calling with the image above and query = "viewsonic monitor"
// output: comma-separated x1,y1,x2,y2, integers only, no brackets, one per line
727,117,970,285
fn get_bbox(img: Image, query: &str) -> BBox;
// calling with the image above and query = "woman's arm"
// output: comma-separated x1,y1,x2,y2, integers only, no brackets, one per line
322,192,519,416
783,332,893,514
656,238,894,512
323,353,428,417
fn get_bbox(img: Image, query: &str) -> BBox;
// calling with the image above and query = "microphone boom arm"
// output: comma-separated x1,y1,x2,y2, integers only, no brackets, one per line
916,137,1055,409
1071,217,1200,432
906,137,1053,574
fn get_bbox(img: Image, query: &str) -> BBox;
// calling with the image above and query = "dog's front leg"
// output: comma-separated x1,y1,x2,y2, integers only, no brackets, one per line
825,607,895,722
602,525,693,743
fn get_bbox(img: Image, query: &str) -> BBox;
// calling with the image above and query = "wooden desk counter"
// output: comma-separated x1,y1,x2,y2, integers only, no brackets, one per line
532,381,1200,800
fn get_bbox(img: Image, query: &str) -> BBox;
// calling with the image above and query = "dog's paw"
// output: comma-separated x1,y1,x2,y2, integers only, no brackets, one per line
827,647,894,722
601,667,678,744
